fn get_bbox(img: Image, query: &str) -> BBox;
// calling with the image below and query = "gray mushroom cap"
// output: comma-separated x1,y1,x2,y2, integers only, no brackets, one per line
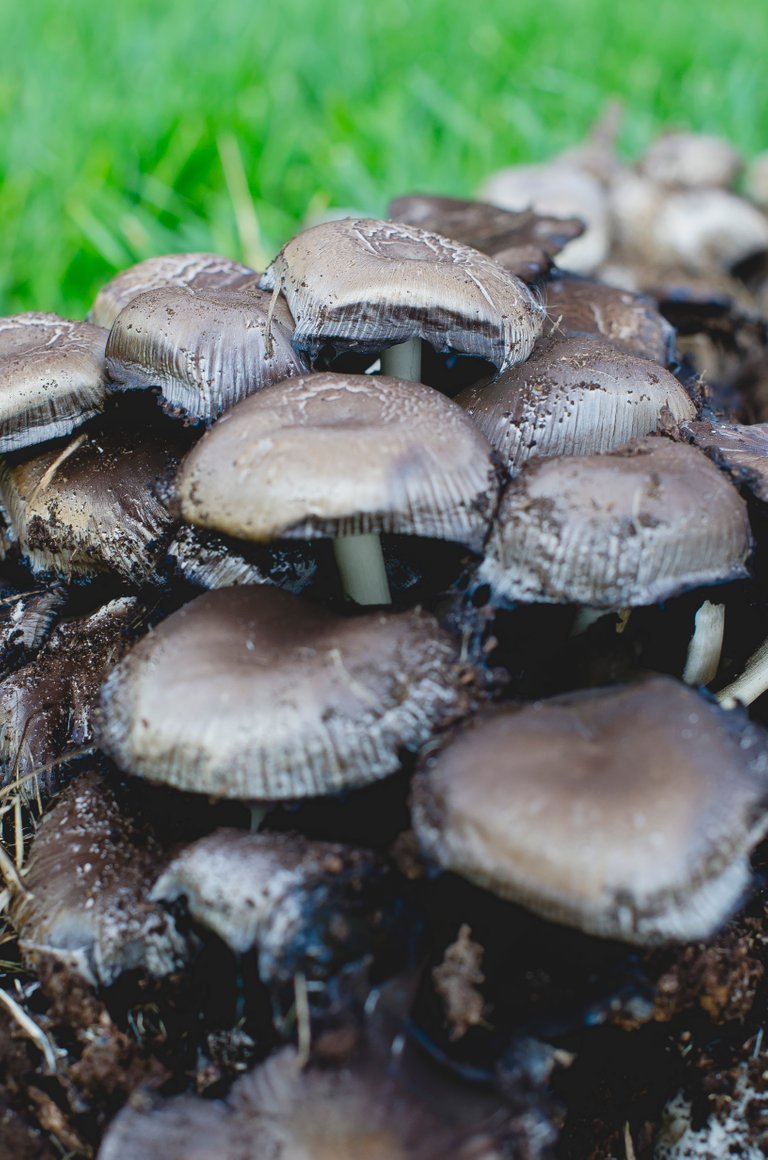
105,285,306,424
0,314,108,452
259,218,545,373
98,585,476,801
455,335,695,472
174,372,500,552
543,272,676,364
411,676,768,944
683,418,768,503
0,424,184,584
479,436,751,609
11,772,187,987
89,252,258,328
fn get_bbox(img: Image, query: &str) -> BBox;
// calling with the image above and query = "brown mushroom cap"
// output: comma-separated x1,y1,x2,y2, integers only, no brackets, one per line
479,436,751,609
175,372,499,552
0,582,66,678
89,252,258,328
411,676,768,943
0,596,143,799
0,423,184,584
11,772,187,987
542,271,676,364
0,314,108,452
105,285,306,424
455,335,695,472
98,585,475,801
259,218,545,373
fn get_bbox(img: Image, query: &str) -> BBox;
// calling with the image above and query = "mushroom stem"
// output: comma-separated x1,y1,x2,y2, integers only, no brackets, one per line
570,607,608,637
333,534,392,606
717,634,768,709
381,338,422,382
683,601,726,686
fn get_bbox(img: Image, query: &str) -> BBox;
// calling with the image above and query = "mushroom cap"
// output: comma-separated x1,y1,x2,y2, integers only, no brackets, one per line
455,335,695,472
0,582,66,679
90,252,258,328
259,218,545,374
542,271,676,364
639,131,743,190
0,314,108,452
98,1044,516,1160
0,596,142,799
479,436,751,609
11,772,187,987
105,285,306,424
0,423,183,584
683,418,768,503
98,586,475,801
478,163,610,274
174,372,499,552
166,523,318,594
411,676,768,943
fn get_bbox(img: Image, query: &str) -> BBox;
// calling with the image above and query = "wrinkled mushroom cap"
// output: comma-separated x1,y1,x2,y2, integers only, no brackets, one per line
259,218,544,374
98,586,475,800
456,335,695,471
90,252,258,328
105,285,306,423
480,436,751,609
411,677,768,943
0,424,183,583
0,314,108,452
175,372,499,552
542,272,675,364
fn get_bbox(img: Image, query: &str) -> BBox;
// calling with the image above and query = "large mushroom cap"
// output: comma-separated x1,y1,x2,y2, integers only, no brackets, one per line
90,252,258,328
98,585,475,801
259,218,545,374
480,436,752,609
0,314,108,452
411,676,768,943
456,335,695,472
175,372,499,552
105,285,306,424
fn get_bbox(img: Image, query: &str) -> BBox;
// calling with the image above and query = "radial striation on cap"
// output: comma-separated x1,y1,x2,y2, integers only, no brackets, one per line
98,585,476,801
0,314,109,453
456,335,695,473
480,437,751,609
105,285,307,424
259,218,545,373
90,252,258,329
411,676,768,944
175,372,500,552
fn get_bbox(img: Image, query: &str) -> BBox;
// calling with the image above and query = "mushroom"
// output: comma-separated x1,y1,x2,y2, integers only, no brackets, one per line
479,436,751,609
105,285,307,424
166,523,318,595
89,252,258,328
173,371,499,605
97,585,477,801
0,582,66,678
639,131,743,190
411,676,768,943
455,335,695,472
11,771,188,988
0,313,108,452
0,420,186,584
258,217,545,385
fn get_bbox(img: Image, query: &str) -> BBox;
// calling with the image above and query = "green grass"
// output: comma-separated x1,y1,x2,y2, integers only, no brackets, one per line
2,0,768,318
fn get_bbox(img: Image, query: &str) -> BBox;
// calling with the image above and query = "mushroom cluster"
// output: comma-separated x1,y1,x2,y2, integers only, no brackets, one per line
3,127,768,1159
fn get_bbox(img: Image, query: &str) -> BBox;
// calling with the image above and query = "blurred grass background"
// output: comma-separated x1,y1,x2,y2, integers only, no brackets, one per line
1,0,767,318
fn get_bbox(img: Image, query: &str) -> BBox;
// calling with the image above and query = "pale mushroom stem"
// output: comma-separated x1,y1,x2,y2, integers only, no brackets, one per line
333,534,391,606
717,634,768,709
570,607,608,637
381,338,422,382
682,601,726,686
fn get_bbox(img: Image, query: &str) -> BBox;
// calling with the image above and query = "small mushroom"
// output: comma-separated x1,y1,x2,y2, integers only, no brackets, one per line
89,252,258,328
639,131,743,190
411,676,768,943
479,437,751,609
105,285,307,424
0,314,108,452
455,335,695,472
258,218,545,378
98,585,476,801
11,772,188,987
